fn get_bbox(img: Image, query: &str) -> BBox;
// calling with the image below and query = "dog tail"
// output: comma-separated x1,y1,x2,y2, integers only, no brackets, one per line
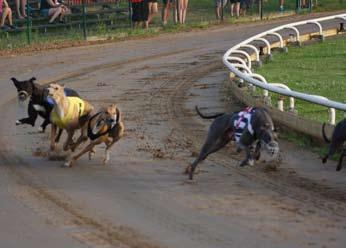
195,106,224,119
322,123,331,143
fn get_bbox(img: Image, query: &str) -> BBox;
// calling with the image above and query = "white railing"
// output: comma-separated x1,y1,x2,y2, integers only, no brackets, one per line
223,13,346,125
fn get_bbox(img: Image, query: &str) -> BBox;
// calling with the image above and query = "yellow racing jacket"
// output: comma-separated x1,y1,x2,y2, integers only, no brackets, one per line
50,97,85,129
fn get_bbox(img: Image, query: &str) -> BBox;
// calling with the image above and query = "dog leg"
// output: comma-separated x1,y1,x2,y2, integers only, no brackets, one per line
239,146,254,167
188,137,231,180
65,140,102,167
323,144,337,164
50,125,57,151
336,149,345,171
63,131,74,151
40,119,51,133
55,128,63,143
89,147,96,160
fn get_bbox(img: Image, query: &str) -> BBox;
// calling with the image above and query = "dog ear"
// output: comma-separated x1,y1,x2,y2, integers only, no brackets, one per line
30,77,36,82
10,77,21,88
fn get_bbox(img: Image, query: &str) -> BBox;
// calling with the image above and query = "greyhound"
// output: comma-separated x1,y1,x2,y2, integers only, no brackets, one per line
45,83,94,154
64,104,124,167
322,119,346,171
11,77,79,143
185,106,279,180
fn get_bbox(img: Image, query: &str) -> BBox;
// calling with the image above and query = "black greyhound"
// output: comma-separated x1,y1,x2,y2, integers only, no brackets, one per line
322,119,346,171
185,106,279,180
11,77,79,141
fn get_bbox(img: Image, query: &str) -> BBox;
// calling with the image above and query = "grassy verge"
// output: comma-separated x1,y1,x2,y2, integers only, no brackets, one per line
256,35,346,123
1,0,345,52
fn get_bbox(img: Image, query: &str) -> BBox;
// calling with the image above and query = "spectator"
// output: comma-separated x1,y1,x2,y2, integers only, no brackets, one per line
301,0,306,8
1,0,15,30
279,0,284,11
230,0,240,18
177,0,188,24
147,0,158,24
214,0,227,20
131,0,149,28
162,0,177,25
14,0,27,19
40,0,69,24
240,0,250,16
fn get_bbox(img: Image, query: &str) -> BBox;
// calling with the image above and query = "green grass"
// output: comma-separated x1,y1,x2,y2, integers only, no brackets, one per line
0,0,345,52
256,35,346,123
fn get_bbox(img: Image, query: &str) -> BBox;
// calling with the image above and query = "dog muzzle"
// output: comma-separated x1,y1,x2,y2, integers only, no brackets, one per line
261,141,279,160
18,91,29,102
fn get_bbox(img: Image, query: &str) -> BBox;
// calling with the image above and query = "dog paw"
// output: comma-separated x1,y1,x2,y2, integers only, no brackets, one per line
88,151,95,160
38,126,44,133
102,158,109,165
63,161,72,167
184,165,192,175
15,120,22,125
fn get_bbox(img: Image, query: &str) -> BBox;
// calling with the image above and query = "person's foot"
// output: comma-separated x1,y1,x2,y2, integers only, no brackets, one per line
162,21,167,26
1,25,10,31
17,14,24,19
279,5,284,12
8,25,17,30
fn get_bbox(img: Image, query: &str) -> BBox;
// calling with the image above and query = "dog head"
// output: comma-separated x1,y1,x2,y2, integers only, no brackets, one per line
45,83,65,103
11,77,36,102
257,123,279,160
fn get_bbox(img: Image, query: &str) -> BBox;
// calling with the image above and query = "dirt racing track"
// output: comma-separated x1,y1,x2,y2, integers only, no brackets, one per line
0,12,346,248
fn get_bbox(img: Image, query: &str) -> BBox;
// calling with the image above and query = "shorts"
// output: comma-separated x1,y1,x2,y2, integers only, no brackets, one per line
215,0,227,7
162,0,173,4
132,1,149,22
40,9,50,17
230,0,241,3
148,0,157,2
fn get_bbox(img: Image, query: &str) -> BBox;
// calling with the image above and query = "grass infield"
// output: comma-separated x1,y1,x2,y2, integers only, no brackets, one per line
256,35,346,123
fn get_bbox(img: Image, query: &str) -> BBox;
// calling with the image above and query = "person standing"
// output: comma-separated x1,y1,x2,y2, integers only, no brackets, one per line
230,0,240,18
162,0,177,25
14,0,27,19
131,0,149,28
177,0,188,24
1,0,15,30
147,0,158,24
279,0,284,11
214,0,227,20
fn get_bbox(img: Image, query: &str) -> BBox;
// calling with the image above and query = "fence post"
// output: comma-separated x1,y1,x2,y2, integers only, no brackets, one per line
221,0,224,21
128,1,133,28
296,0,301,13
259,0,263,20
25,4,31,44
82,0,87,40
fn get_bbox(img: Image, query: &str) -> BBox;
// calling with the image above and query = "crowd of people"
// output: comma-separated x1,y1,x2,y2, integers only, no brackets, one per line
130,0,189,28
0,0,317,32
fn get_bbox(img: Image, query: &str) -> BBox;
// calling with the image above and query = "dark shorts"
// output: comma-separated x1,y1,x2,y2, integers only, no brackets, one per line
40,8,50,17
162,0,173,4
230,0,241,3
148,0,157,2
132,1,149,22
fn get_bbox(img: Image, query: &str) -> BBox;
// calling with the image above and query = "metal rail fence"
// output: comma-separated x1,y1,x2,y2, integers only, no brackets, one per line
223,13,346,125
0,0,345,49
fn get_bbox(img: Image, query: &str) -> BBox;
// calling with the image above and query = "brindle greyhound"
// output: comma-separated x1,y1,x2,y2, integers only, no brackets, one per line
185,106,279,180
322,119,346,171
45,83,94,153
64,104,124,167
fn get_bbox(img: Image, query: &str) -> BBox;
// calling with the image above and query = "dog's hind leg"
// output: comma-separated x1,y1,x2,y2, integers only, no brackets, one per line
65,140,102,167
39,119,51,133
188,137,231,180
336,149,345,171
323,145,337,164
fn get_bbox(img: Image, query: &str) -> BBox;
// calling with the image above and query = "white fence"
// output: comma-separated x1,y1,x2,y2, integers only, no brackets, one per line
223,13,346,125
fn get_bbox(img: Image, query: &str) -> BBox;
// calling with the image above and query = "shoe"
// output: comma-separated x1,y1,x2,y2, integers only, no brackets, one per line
1,25,10,31
279,5,284,12
9,25,17,30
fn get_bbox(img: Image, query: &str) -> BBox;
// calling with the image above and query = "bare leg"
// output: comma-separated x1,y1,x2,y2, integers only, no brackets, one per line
15,0,24,19
21,0,27,17
49,7,62,23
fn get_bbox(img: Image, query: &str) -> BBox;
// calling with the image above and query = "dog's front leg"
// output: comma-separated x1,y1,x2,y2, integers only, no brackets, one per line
50,124,57,151
63,130,74,151
239,146,254,167
336,149,345,171
17,101,38,126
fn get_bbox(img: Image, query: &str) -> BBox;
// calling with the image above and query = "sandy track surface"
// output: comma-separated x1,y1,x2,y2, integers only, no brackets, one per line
0,13,345,248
